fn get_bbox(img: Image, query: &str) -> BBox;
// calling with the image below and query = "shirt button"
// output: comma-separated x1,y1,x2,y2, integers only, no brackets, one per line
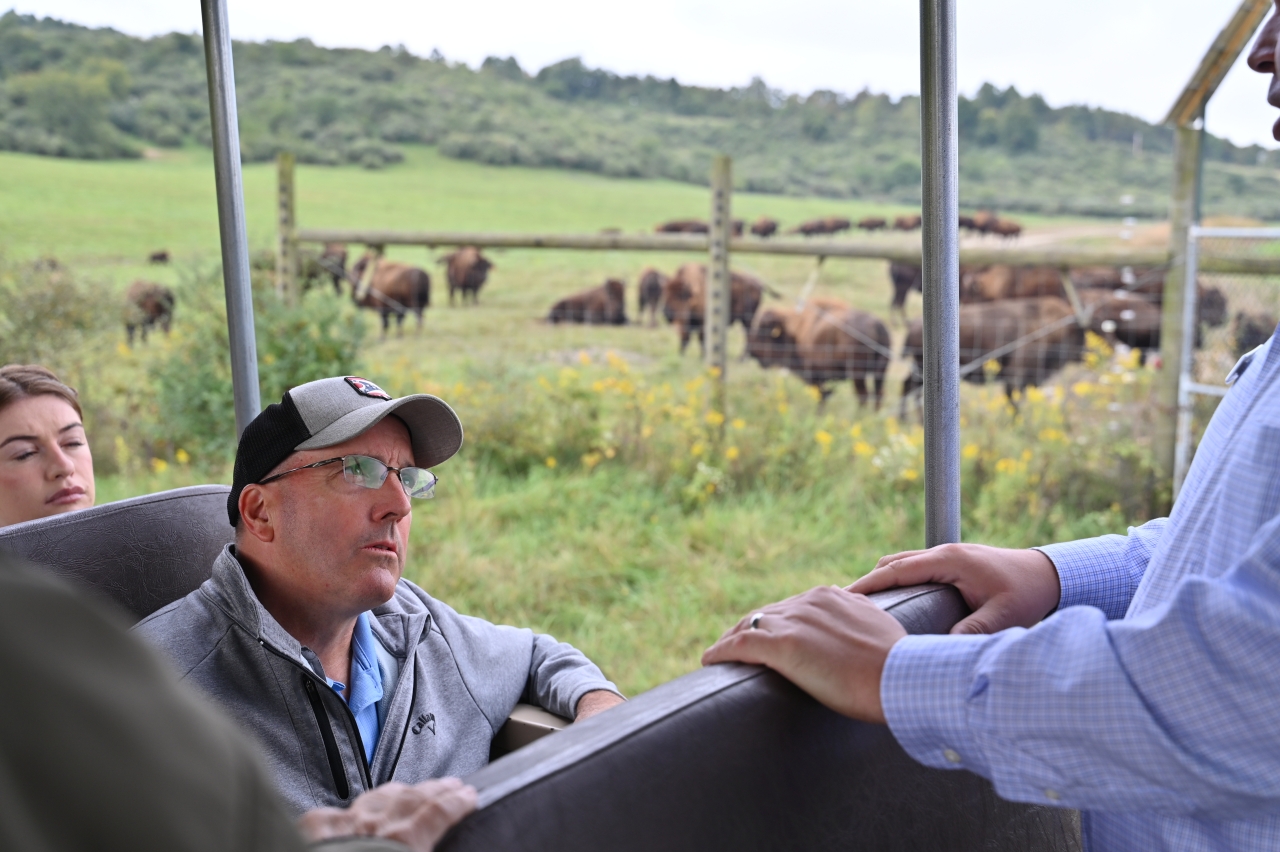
1045,789,1061,801
943,748,962,764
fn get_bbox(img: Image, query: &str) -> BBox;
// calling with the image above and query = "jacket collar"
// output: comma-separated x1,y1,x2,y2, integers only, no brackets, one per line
202,544,431,661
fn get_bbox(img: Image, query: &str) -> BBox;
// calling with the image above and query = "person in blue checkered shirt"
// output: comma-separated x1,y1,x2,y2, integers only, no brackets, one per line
704,11,1280,850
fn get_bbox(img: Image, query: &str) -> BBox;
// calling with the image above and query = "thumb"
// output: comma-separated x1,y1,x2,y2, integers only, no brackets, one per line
950,610,996,635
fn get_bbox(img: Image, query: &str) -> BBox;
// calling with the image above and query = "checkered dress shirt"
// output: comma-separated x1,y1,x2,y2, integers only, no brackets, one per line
882,331,1280,851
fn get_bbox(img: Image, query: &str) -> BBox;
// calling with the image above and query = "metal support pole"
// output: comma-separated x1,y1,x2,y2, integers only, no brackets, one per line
201,0,260,437
919,0,961,547
1173,227,1201,498
276,151,299,304
706,155,732,385
1154,118,1203,497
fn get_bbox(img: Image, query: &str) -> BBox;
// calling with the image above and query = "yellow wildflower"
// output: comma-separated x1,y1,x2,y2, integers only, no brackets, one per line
853,441,874,458
725,446,740,461
581,452,602,469
604,447,616,459
805,385,822,402
995,458,1017,474
731,418,746,430
777,402,789,415
641,425,654,438
175,448,191,465
962,443,979,460
1038,428,1065,442
578,350,592,365
150,457,169,474
545,457,557,469
1072,381,1094,397
705,410,726,427
814,430,833,452
901,468,920,481
850,423,862,438
1021,449,1033,462
691,442,705,457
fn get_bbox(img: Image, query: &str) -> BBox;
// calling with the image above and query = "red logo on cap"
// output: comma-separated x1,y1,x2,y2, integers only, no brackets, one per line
344,377,391,400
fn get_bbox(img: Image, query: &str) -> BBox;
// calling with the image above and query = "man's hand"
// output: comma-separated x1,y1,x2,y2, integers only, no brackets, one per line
575,689,625,721
297,777,477,852
701,585,907,724
848,543,1061,635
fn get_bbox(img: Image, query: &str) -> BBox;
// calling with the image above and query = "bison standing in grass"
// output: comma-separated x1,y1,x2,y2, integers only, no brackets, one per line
124,281,175,345
901,296,1083,414
857,217,887,232
548,279,627,325
637,267,669,327
661,263,768,355
441,246,494,305
889,262,923,319
792,216,852,237
893,214,922,231
655,219,709,234
747,298,891,408
349,255,431,337
750,217,779,238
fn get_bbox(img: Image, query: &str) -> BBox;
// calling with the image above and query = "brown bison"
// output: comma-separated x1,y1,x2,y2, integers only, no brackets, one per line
747,300,891,408
440,246,494,305
637,267,670,327
299,242,349,294
901,297,1083,411
1234,311,1277,356
889,262,923,318
960,265,1066,302
148,250,170,265
792,216,852,237
990,219,1022,240
655,219,709,234
1078,289,1162,353
548,279,627,325
750,217,779,238
124,281,175,345
349,255,431,336
893,214,922,231
661,263,768,355
857,217,888,232
958,214,977,232
970,210,999,234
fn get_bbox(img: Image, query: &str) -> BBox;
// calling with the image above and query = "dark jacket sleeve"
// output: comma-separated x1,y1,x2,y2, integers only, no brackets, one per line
0,553,308,852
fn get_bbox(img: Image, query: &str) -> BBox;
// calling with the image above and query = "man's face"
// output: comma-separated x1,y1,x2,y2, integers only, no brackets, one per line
1248,5,1280,141
254,415,416,621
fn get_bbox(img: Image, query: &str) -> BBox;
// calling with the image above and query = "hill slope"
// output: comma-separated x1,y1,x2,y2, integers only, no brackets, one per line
2,11,1279,219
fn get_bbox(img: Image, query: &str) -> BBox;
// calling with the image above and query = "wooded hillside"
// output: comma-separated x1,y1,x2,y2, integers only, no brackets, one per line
2,11,1277,219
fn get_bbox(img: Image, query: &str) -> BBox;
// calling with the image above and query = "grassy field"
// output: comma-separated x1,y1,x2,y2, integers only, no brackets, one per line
2,146,1155,697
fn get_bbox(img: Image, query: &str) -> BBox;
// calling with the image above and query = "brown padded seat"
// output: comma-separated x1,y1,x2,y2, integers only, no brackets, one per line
0,485,233,621
0,489,1079,850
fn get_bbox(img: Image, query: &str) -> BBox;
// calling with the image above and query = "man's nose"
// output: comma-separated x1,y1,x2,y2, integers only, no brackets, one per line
375,472,413,518
1247,12,1280,74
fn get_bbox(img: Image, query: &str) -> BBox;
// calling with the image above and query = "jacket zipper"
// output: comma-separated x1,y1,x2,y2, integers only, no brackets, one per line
262,643,374,795
303,676,351,800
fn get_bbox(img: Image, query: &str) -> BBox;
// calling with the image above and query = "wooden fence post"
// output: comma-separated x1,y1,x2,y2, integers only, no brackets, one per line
276,151,298,304
1153,118,1203,503
706,155,732,389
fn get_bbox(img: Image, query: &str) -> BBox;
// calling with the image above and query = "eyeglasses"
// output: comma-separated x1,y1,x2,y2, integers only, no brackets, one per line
258,455,438,499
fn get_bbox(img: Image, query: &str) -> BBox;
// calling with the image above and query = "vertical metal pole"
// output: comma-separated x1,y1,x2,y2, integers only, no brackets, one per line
919,0,961,546
707,155,732,386
1173,227,1201,498
276,151,299,304
1154,119,1203,495
201,0,260,437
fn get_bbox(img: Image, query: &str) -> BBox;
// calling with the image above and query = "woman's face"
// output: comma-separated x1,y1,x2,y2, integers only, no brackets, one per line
0,395,95,527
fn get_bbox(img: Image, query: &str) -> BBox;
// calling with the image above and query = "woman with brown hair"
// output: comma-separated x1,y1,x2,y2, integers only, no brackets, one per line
0,364,95,527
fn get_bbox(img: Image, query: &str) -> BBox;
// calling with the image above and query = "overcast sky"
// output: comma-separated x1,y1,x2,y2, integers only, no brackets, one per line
9,0,1279,149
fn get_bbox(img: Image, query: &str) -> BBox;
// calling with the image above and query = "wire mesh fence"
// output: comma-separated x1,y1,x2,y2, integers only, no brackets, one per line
1177,227,1280,493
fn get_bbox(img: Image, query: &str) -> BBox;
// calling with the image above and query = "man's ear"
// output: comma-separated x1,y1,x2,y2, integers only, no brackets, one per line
238,485,277,544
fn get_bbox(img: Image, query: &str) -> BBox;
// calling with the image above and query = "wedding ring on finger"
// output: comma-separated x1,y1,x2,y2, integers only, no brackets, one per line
749,612,765,630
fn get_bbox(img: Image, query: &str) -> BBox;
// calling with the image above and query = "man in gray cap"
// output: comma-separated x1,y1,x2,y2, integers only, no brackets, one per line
135,376,624,816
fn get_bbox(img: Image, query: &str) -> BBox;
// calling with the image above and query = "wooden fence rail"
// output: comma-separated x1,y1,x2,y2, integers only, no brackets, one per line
292,227,1280,274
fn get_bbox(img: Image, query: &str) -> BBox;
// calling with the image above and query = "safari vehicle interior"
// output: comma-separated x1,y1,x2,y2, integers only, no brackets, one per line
0,486,1081,850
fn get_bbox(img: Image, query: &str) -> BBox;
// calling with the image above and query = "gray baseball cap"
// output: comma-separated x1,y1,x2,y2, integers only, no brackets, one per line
228,376,463,525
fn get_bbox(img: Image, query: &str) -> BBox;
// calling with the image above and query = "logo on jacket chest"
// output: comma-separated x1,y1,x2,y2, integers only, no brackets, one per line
412,713,436,735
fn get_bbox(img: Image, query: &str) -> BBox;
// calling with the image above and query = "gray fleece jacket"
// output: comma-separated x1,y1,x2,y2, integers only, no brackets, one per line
133,545,618,816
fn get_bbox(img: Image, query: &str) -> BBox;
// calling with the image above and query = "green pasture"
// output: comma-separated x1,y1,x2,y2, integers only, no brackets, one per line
2,147,1153,697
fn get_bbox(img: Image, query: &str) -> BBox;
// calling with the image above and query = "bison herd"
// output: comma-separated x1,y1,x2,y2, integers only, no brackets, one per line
651,210,1020,241
116,242,1276,416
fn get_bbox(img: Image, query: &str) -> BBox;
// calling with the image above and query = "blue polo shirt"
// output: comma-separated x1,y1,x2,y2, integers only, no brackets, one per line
312,612,384,764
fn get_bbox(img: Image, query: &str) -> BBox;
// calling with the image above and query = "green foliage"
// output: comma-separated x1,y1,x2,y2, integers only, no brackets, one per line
2,11,1278,215
0,258,106,365
141,269,367,466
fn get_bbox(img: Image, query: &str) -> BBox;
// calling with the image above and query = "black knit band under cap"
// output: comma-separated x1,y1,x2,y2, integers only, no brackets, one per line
227,376,464,526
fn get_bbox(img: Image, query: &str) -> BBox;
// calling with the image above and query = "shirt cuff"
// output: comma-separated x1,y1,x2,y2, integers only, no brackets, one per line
1035,536,1132,615
882,633,991,775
